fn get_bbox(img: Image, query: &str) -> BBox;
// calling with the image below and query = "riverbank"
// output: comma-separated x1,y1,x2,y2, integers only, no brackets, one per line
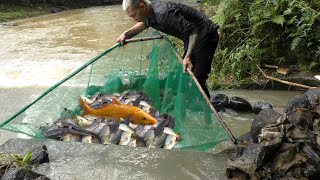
0,0,121,23
0,4,53,23
221,69,320,91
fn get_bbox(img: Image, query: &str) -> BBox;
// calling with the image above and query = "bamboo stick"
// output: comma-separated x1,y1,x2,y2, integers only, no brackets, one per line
173,51,237,145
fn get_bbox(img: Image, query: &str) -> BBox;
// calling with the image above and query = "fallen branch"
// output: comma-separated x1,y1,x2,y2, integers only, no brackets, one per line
250,77,261,86
264,64,278,69
256,65,316,90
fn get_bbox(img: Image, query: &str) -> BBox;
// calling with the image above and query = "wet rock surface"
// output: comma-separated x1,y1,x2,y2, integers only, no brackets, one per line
237,132,253,145
210,93,273,114
30,145,49,165
210,93,229,112
229,97,253,112
253,101,273,114
1,168,50,180
251,109,282,143
226,88,320,179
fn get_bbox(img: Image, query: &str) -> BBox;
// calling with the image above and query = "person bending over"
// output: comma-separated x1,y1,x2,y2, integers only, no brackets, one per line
117,0,219,98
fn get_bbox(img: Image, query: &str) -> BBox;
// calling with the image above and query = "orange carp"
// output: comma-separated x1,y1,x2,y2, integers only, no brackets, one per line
79,97,157,125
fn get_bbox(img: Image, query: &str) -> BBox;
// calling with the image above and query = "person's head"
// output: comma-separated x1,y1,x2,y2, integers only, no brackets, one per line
122,0,151,22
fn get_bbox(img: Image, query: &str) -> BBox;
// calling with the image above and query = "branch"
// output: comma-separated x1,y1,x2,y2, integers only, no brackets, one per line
256,65,316,90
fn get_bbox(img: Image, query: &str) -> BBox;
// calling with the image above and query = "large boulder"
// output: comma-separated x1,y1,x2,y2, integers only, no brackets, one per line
251,109,282,143
305,87,320,113
229,96,252,112
226,144,271,178
285,95,314,130
252,101,273,114
210,93,229,112
285,94,310,115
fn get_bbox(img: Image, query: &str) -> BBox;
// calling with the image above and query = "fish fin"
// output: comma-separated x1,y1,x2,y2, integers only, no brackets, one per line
111,98,121,105
79,98,93,116
121,117,130,125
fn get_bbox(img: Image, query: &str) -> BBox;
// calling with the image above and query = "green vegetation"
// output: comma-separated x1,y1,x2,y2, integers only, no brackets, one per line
0,0,106,23
0,4,51,22
203,0,320,89
0,151,33,174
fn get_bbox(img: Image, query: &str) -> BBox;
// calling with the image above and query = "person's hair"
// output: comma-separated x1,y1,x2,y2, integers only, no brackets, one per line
122,0,151,11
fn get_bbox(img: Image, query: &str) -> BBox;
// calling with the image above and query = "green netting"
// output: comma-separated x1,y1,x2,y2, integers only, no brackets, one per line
0,30,229,151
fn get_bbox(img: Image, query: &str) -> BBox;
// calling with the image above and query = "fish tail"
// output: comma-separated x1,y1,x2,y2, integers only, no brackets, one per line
79,98,93,116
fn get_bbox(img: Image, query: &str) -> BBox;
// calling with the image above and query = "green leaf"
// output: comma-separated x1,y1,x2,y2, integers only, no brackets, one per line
291,37,301,51
22,152,32,164
272,15,285,26
287,15,297,24
234,13,241,21
308,62,318,70
307,42,313,47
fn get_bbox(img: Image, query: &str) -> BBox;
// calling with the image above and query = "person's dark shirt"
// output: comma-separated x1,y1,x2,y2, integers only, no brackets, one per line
144,1,218,53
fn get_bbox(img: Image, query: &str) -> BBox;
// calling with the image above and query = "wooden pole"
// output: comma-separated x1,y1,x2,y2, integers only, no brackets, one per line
172,51,237,145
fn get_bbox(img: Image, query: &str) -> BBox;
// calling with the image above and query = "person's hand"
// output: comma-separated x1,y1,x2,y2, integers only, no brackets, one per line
117,33,126,46
182,56,193,73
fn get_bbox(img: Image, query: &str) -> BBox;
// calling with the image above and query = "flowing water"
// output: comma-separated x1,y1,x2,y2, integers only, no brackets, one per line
0,5,304,179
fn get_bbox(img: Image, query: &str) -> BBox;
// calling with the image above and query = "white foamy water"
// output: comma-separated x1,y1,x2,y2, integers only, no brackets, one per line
0,6,135,88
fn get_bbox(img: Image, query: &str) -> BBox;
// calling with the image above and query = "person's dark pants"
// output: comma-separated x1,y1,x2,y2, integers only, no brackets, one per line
188,30,219,99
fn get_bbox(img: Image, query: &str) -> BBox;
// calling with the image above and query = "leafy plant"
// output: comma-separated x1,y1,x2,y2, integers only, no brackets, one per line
207,0,320,88
0,151,33,171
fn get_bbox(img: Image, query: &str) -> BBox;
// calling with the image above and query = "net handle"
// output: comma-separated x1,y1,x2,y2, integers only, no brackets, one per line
125,35,163,44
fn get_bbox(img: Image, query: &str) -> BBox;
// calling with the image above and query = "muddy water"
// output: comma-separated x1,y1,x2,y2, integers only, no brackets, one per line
0,5,304,180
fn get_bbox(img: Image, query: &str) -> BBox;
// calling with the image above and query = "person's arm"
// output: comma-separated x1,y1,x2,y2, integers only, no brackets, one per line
183,33,197,73
117,22,146,44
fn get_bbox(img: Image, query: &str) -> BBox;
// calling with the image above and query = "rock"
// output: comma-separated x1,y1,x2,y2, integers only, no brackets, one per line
226,168,250,180
229,96,252,112
270,143,305,178
1,168,50,180
0,23,18,27
305,87,320,113
30,145,49,165
252,101,273,114
308,170,320,180
258,124,284,144
50,7,63,13
285,95,310,114
210,93,229,112
237,132,253,146
316,135,320,149
313,118,320,132
227,88,320,179
290,108,315,130
298,143,320,169
285,125,315,144
285,94,316,130
226,144,270,177
251,109,282,143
